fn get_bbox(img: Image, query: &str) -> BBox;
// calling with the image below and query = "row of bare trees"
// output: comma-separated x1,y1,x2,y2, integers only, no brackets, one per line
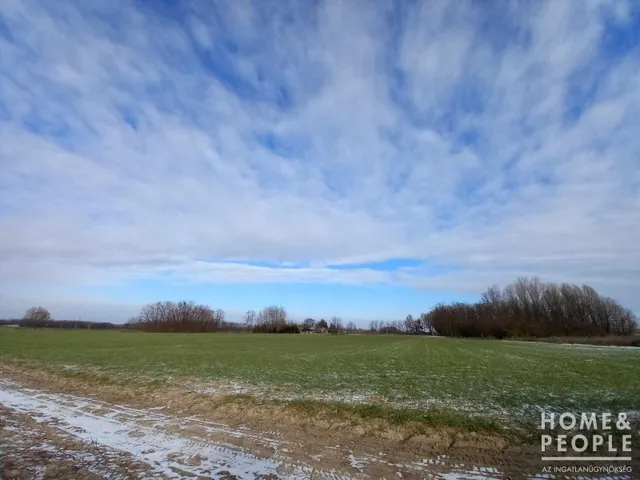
428,277,637,338
126,301,232,333
127,303,348,334
367,314,436,335
8,304,351,335
296,316,358,333
246,306,300,333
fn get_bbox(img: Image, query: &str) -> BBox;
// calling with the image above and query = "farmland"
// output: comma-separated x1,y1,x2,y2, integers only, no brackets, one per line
1,329,638,425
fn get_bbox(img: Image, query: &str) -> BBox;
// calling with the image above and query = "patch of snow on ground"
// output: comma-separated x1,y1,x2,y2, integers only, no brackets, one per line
0,379,349,480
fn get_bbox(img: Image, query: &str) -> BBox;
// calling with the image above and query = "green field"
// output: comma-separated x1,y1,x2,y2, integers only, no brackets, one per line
1,329,639,424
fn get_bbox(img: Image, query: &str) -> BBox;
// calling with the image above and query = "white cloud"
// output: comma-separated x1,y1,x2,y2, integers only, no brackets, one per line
1,0,639,317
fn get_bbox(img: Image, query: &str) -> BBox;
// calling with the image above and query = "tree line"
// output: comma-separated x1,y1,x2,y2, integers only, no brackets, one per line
6,277,637,338
0,306,118,330
427,277,637,338
368,314,435,335
244,306,300,333
125,301,245,333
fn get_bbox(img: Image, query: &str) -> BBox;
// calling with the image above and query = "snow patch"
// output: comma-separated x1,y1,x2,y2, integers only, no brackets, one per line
0,380,350,479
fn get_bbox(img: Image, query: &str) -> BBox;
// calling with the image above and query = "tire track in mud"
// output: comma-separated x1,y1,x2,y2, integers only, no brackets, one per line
0,379,354,479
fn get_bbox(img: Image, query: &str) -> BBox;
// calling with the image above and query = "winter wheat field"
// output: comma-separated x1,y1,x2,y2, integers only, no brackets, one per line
1,330,639,479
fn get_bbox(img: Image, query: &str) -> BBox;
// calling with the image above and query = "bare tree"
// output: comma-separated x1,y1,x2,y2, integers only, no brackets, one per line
213,309,226,326
22,306,51,327
253,306,298,333
244,310,257,326
329,316,343,333
404,314,415,333
260,306,287,328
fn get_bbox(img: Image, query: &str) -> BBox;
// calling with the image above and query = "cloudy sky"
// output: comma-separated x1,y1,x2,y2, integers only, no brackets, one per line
1,0,639,323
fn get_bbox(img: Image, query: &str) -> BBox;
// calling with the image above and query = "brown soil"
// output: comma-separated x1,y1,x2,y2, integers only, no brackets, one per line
0,405,154,479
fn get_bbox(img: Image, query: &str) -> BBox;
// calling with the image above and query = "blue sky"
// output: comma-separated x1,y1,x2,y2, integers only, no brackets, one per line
1,0,639,324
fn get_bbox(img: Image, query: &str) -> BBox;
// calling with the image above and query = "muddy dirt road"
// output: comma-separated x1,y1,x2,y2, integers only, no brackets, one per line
0,378,519,479
1,377,635,479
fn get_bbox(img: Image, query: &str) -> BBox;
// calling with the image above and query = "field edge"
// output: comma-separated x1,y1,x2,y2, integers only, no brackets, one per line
0,358,534,446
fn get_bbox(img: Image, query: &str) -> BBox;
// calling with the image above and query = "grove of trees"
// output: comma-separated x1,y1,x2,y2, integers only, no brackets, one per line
126,301,232,333
427,277,637,338
251,305,300,333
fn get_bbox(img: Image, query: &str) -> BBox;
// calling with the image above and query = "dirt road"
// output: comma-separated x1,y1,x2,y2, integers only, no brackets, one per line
1,377,635,479
0,378,518,479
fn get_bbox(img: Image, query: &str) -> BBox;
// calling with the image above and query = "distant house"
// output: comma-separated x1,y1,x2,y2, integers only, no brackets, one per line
1,324,20,328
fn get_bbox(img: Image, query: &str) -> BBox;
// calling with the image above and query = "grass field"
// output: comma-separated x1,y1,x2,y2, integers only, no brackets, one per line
1,329,639,426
